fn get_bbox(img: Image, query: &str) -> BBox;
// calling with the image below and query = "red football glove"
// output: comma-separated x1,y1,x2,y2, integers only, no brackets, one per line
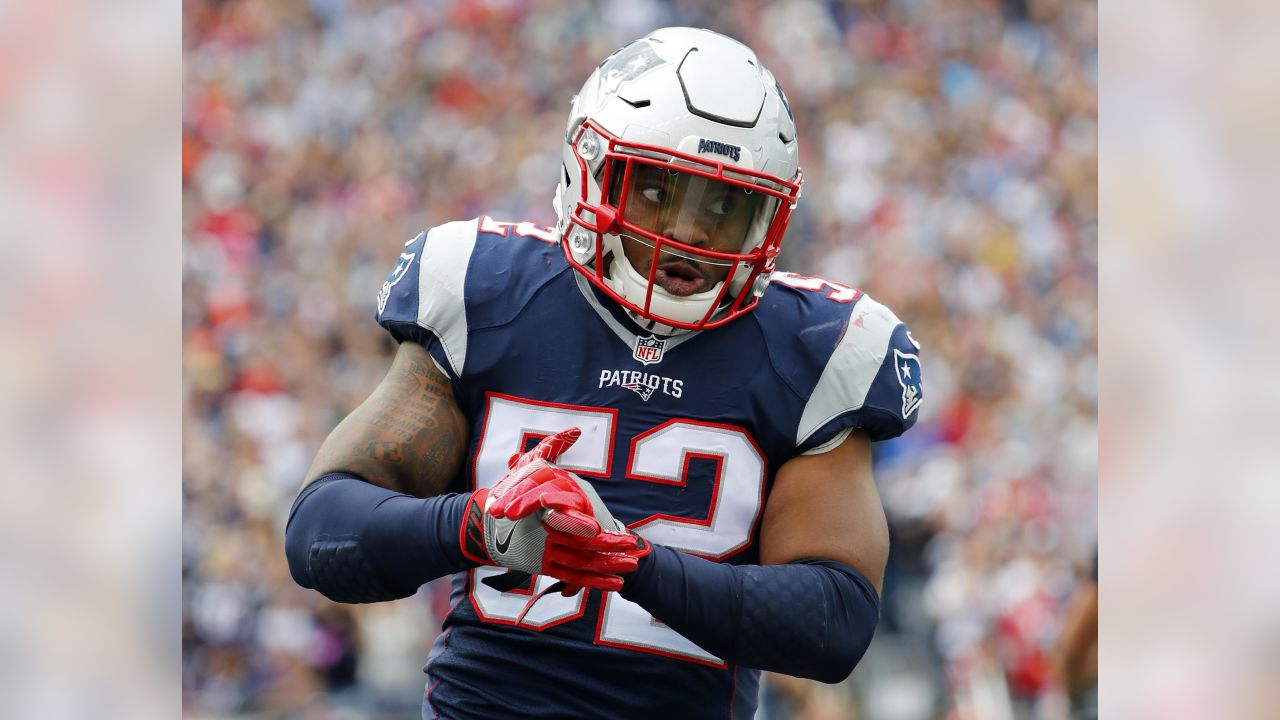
461,428,640,591
487,432,651,596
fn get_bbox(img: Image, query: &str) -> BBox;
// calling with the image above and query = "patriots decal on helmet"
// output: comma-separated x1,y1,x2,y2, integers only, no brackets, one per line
599,41,666,93
696,138,742,162
894,348,923,418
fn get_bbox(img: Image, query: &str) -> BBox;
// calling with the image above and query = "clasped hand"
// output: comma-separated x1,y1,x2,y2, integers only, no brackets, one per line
464,428,648,593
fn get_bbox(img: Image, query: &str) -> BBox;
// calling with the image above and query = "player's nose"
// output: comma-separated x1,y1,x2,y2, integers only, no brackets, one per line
661,216,710,248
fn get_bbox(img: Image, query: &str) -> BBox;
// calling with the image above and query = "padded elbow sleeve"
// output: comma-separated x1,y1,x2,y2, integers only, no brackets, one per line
620,545,880,682
284,473,474,603
735,559,880,682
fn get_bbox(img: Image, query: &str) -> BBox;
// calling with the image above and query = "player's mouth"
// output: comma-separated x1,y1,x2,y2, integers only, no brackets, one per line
654,259,707,297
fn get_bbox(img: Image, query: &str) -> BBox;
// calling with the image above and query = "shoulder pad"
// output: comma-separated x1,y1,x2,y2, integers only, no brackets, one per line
796,294,923,445
753,272,861,402
464,215,567,330
375,218,479,379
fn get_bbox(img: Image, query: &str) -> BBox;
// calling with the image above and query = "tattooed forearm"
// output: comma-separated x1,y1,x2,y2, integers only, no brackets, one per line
305,342,469,497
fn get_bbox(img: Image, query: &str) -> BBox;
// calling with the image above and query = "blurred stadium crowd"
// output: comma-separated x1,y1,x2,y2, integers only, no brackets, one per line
182,0,1096,718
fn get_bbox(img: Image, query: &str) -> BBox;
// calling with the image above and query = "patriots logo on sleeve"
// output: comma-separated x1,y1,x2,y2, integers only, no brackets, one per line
377,252,416,316
894,349,923,418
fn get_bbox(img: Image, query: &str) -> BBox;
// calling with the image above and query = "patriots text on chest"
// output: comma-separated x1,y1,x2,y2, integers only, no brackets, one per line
598,369,683,400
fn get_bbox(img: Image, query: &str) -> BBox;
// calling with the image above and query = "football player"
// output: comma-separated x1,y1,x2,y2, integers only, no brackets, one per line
286,27,924,719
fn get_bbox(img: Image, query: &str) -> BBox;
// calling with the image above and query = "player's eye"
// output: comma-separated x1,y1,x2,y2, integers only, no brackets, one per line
706,196,736,216
639,185,667,204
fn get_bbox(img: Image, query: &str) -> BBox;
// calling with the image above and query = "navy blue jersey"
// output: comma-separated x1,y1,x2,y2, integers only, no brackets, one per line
375,216,923,719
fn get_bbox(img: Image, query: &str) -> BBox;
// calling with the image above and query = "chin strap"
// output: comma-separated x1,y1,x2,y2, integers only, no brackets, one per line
628,312,688,338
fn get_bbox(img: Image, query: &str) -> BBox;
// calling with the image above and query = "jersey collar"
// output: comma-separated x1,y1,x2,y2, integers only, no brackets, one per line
570,270,702,355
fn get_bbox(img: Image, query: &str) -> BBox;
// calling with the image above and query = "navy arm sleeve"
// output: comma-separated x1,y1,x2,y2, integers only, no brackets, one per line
620,544,880,683
284,473,477,603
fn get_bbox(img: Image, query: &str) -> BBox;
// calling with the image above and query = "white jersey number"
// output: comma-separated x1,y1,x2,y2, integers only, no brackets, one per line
468,393,766,666
771,271,861,303
469,394,615,630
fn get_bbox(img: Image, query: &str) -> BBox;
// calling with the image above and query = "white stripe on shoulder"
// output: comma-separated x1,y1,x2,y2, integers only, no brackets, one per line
416,218,478,378
796,295,901,447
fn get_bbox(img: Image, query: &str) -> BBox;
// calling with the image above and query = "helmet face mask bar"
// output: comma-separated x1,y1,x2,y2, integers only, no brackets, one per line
562,119,801,332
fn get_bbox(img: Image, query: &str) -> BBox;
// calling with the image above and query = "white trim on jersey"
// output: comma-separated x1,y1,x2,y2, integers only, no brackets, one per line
796,295,901,447
416,218,478,378
799,427,851,456
426,352,451,380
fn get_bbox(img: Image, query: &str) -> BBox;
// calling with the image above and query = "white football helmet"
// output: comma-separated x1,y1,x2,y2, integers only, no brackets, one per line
554,27,802,334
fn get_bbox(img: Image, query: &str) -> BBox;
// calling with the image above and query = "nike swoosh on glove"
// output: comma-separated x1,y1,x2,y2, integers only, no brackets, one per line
487,447,651,596
460,428,640,591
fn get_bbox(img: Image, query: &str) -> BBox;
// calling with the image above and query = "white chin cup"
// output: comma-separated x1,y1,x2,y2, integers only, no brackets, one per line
602,233,728,327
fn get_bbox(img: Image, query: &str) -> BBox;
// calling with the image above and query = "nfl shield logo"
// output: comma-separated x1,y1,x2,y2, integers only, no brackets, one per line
633,335,666,366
